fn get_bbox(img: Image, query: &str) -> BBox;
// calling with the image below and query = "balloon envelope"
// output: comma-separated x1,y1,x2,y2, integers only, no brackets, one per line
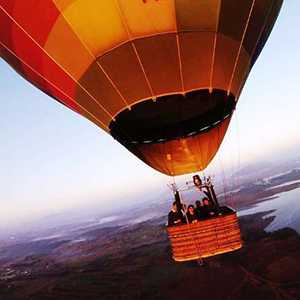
0,0,283,175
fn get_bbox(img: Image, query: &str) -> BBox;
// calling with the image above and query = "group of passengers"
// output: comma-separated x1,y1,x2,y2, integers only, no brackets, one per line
168,198,216,227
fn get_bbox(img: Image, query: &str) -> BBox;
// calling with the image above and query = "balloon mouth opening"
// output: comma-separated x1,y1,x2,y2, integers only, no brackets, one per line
109,89,235,146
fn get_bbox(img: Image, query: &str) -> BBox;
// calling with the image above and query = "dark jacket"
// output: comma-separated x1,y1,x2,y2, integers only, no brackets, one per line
168,210,184,226
186,212,198,224
195,207,203,219
195,206,216,219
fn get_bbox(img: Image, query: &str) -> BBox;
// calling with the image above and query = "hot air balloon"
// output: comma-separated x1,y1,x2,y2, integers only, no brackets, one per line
0,0,283,261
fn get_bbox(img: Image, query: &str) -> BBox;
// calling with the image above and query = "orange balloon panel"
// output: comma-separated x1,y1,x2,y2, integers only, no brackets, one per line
0,0,283,175
134,117,230,176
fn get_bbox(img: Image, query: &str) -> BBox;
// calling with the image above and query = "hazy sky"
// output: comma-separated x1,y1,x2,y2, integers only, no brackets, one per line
0,1,299,228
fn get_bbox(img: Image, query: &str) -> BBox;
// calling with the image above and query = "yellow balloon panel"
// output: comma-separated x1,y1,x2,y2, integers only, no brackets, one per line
54,0,128,56
118,0,176,38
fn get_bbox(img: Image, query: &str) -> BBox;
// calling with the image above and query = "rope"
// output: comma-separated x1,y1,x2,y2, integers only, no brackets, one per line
179,191,204,263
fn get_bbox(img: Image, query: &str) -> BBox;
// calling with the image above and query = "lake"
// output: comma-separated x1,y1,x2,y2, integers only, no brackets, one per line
238,183,300,233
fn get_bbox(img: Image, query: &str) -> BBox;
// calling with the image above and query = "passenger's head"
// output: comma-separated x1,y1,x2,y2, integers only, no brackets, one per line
193,175,202,187
188,205,195,214
202,198,210,206
195,200,201,208
172,201,178,212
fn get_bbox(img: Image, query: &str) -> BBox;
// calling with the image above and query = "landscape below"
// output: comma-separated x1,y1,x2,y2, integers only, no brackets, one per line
1,164,300,299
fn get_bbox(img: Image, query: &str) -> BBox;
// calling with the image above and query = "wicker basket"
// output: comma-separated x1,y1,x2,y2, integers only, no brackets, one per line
167,208,242,261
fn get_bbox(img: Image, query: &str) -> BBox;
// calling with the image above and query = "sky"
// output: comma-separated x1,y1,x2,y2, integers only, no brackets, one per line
0,1,300,228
